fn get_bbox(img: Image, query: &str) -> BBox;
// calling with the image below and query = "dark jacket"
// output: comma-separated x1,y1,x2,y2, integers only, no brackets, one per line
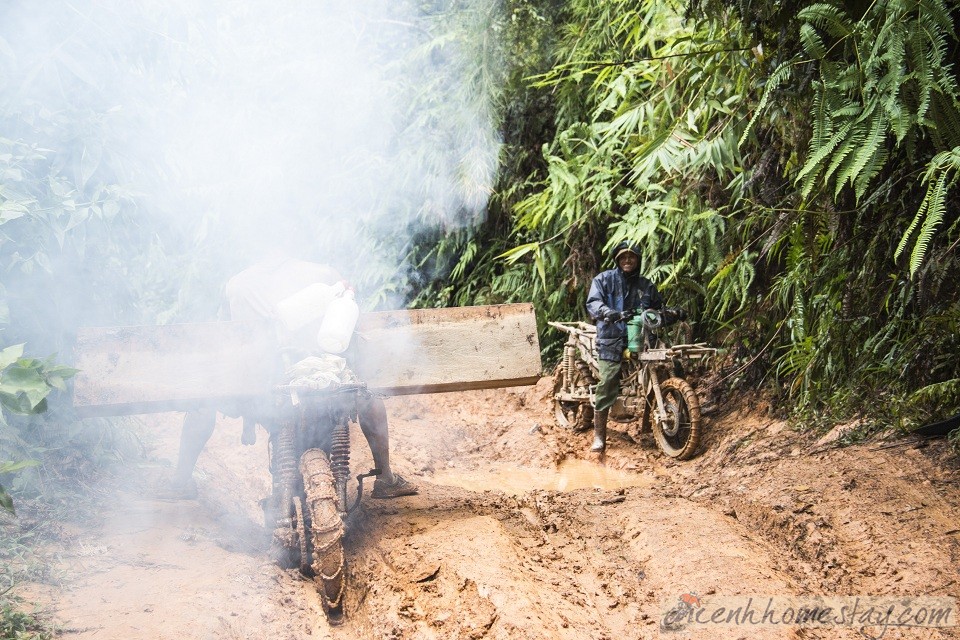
586,266,663,362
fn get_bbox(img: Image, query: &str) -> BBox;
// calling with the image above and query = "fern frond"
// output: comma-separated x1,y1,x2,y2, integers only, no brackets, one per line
910,28,935,121
929,92,960,150
798,3,853,40
836,115,887,199
739,60,794,147
922,147,960,182
895,147,959,271
823,122,862,183
909,170,948,274
798,121,853,197
895,199,929,261
800,23,828,59
853,136,889,200
916,0,955,36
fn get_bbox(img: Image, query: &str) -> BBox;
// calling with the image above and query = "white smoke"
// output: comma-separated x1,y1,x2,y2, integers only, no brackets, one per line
0,1,505,624
0,0,501,320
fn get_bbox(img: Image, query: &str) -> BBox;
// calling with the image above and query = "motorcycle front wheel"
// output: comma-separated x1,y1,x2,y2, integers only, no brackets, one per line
651,377,702,460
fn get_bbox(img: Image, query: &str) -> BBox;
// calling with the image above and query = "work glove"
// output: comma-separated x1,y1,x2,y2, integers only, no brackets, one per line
603,309,623,322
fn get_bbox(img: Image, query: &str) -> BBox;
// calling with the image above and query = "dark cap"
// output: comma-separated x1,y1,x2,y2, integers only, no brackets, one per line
611,241,641,263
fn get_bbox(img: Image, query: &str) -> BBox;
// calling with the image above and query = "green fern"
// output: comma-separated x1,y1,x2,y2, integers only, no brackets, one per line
909,172,948,274
797,3,854,39
838,114,888,199
739,60,794,147
795,0,960,206
800,23,828,59
896,147,960,274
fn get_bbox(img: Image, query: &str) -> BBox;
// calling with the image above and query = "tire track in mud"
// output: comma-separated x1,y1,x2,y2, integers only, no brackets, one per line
343,383,960,639
331,480,862,639
684,440,960,599
340,485,641,639
332,391,830,640
644,407,960,639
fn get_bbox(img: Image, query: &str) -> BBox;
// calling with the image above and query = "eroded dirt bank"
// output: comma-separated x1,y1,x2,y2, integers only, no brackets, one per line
14,379,960,639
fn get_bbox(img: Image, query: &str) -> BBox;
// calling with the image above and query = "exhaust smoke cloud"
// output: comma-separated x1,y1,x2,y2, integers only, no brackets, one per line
1,0,502,344
0,0,504,613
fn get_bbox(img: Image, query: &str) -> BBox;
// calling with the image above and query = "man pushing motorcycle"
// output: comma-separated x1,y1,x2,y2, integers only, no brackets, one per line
585,242,663,453
164,251,417,501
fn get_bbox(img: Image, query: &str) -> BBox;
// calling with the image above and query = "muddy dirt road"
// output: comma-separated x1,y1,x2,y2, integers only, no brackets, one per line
15,379,960,639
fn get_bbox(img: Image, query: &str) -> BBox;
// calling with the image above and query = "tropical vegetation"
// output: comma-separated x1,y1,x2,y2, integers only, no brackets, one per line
413,0,960,433
2,0,960,511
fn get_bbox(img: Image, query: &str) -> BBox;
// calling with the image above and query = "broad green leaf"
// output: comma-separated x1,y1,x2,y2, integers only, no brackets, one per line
534,246,546,289
0,344,25,370
0,459,40,473
496,242,538,263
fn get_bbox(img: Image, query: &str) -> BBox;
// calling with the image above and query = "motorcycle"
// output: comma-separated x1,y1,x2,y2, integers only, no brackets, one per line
266,375,380,624
549,307,715,459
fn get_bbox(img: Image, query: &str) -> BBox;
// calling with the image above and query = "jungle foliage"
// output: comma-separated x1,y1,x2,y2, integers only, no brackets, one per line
0,3,160,514
0,598,53,640
411,0,960,430
0,345,74,514
2,0,960,510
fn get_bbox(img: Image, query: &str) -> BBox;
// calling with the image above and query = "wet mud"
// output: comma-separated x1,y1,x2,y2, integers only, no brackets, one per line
16,379,960,639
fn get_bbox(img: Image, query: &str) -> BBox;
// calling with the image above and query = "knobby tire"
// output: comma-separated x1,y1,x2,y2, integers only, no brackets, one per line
300,448,346,623
552,363,594,432
651,377,702,460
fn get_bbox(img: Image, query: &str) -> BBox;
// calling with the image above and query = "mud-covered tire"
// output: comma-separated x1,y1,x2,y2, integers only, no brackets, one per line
300,449,346,623
552,364,594,432
650,377,702,460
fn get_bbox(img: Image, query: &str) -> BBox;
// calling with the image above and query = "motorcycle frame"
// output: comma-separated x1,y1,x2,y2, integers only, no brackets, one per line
551,319,714,430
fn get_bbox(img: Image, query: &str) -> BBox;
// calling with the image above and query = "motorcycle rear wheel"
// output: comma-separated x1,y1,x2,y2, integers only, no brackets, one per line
552,364,594,431
300,448,346,623
651,377,702,460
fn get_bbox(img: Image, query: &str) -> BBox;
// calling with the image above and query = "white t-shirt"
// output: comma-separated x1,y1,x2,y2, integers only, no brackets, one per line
224,257,342,350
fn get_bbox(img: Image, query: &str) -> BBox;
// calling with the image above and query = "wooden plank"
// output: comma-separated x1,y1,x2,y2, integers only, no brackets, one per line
353,303,542,395
71,304,542,416
72,321,276,418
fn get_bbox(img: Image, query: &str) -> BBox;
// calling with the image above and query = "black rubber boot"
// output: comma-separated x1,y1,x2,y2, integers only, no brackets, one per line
591,409,608,452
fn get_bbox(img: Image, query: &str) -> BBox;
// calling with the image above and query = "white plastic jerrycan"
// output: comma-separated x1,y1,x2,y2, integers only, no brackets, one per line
276,281,345,333
316,289,359,353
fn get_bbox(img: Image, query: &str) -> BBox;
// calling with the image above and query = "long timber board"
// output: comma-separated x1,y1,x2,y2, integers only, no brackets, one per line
72,303,541,417
353,303,541,396
71,321,276,418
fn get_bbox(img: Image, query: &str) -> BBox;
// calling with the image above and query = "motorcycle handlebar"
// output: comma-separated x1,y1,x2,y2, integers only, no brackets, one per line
613,306,687,327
